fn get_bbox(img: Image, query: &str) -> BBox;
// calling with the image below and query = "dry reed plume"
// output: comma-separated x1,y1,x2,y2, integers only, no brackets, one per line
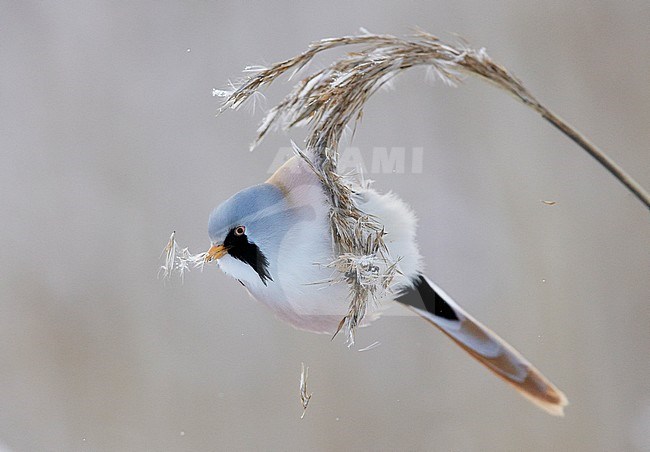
213,29,649,342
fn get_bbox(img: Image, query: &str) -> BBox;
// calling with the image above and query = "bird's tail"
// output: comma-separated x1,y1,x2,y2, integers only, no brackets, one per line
395,274,568,416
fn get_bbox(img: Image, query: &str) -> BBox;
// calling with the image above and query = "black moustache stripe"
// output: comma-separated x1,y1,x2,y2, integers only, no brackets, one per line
223,229,272,285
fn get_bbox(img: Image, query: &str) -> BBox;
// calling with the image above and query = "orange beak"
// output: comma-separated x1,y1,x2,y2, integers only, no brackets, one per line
205,244,229,262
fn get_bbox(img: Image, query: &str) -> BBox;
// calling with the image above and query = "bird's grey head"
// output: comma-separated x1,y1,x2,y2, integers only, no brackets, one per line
207,183,291,285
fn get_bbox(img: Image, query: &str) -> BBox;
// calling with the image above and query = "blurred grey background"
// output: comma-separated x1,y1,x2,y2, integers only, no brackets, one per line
1,1,649,451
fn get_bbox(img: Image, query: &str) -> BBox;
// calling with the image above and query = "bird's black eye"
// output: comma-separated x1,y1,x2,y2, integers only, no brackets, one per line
234,225,246,236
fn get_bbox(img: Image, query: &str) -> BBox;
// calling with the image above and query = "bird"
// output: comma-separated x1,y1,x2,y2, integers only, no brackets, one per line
205,152,568,416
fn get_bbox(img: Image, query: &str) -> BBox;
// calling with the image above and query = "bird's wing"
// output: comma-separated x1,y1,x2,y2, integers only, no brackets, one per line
395,274,568,416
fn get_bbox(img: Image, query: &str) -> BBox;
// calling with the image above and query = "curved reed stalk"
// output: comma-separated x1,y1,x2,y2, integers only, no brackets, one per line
217,30,650,342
